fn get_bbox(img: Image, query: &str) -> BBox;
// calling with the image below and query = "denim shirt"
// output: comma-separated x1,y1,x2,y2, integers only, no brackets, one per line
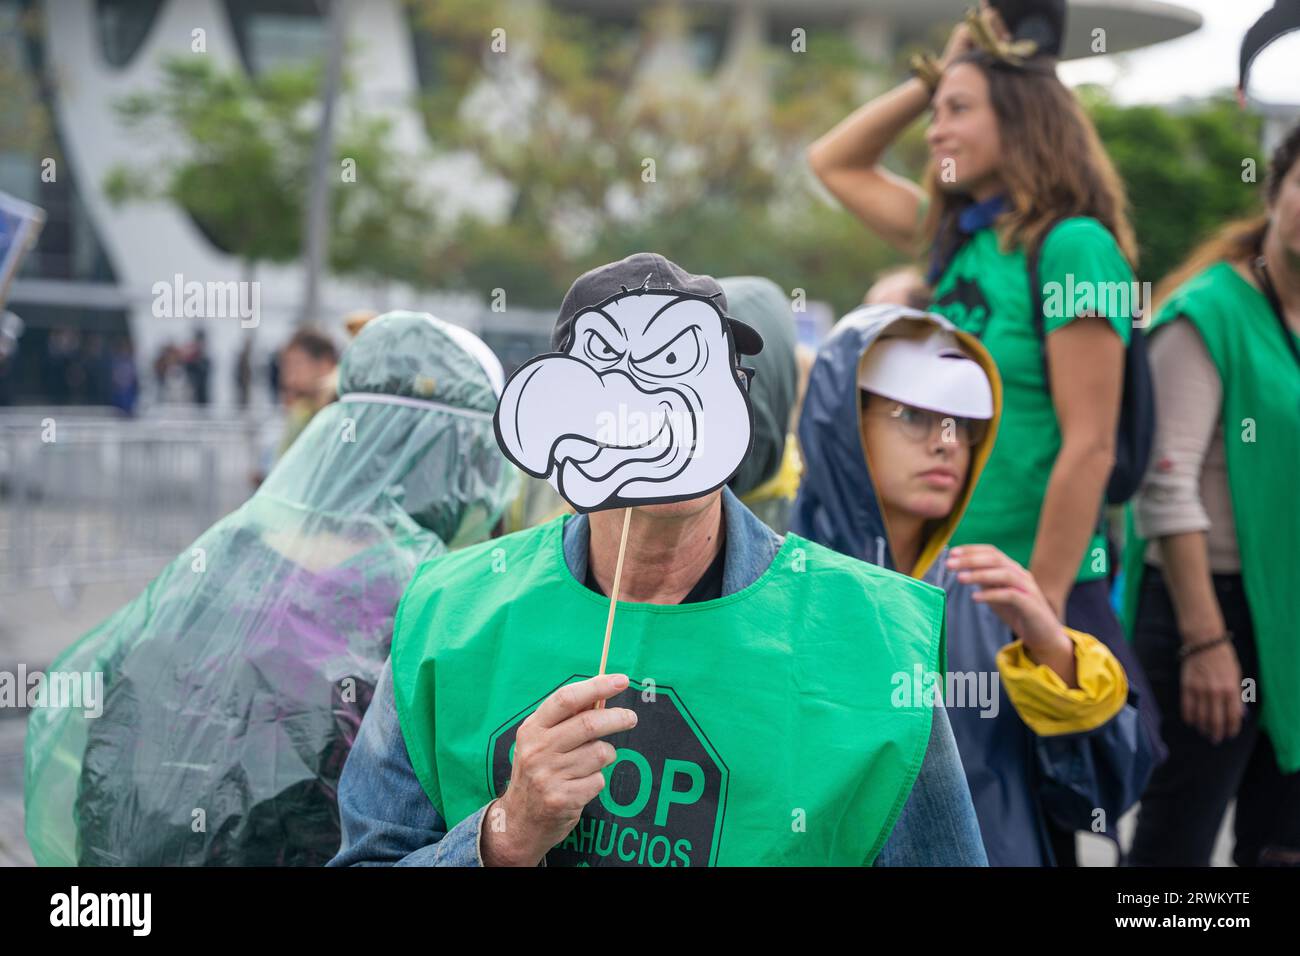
330,487,987,866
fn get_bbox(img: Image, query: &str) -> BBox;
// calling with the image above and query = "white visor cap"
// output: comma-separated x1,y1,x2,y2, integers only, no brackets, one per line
857,329,993,420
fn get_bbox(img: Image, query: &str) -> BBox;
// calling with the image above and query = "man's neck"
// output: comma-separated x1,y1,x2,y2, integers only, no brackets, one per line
588,496,724,604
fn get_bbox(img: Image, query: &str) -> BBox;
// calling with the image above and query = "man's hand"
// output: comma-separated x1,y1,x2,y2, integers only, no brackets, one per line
481,673,636,867
948,545,1078,687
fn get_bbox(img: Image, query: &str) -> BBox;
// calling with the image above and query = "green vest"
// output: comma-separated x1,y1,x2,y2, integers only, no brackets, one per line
1122,261,1300,772
390,516,946,866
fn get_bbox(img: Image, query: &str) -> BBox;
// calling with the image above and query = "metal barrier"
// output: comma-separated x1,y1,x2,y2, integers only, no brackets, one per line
0,410,261,599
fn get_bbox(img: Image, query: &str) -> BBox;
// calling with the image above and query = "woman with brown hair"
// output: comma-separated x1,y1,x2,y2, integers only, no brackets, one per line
1124,122,1300,866
806,2,1161,863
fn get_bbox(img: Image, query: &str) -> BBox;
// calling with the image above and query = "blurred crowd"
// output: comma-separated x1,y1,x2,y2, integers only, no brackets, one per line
16,1,1300,871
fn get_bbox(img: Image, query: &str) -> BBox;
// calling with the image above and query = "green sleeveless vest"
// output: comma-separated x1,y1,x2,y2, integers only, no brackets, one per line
390,515,946,866
1123,261,1300,772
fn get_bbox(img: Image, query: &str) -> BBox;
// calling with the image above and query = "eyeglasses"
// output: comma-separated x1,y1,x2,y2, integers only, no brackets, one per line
861,397,988,446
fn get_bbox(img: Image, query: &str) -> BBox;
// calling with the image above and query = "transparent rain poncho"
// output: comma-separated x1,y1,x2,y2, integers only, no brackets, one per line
23,312,519,866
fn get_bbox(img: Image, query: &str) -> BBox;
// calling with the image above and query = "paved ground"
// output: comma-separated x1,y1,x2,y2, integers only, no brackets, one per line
0,718,33,866
1077,804,1235,866
1,573,159,868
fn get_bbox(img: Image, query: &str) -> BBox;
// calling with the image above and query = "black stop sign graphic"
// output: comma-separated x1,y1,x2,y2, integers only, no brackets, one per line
488,676,729,867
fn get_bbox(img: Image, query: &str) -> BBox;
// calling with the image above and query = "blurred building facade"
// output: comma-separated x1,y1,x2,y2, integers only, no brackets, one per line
1,0,1201,407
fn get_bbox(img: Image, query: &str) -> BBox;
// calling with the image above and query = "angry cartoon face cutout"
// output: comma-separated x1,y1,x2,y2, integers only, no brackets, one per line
494,287,755,513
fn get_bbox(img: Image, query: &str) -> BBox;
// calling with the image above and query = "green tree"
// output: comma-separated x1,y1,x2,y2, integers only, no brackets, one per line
104,56,436,288
411,1,1267,318
0,64,51,159
1086,90,1264,285
412,0,903,314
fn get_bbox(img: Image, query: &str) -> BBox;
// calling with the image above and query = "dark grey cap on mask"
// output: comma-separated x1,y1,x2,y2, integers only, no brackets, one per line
550,253,764,360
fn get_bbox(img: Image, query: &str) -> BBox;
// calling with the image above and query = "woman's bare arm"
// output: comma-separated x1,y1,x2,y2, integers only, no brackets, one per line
1157,531,1243,742
806,79,933,254
1030,316,1124,615
1157,532,1226,641
805,18,980,254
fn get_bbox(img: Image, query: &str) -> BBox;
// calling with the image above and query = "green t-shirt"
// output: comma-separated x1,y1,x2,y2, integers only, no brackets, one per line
929,217,1134,581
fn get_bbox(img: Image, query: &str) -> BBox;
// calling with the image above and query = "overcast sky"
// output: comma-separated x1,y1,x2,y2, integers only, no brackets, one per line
1058,0,1299,104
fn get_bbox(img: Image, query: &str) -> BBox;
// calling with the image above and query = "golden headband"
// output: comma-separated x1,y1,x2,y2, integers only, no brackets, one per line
910,8,1043,93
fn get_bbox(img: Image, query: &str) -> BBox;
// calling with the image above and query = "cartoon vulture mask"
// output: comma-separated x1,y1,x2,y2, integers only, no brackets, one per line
494,286,755,513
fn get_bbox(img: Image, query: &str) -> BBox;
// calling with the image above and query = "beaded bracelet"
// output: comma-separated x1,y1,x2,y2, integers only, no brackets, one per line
1177,631,1234,662
909,53,942,96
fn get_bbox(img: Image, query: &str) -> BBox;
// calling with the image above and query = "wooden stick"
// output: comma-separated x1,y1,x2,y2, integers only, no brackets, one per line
594,506,632,710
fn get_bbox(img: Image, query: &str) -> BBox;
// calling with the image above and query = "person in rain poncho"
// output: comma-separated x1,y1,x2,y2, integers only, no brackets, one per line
791,305,1158,865
720,276,802,533
23,312,518,866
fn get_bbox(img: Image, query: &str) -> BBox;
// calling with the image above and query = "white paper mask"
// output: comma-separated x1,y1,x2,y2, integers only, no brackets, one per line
494,288,755,513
